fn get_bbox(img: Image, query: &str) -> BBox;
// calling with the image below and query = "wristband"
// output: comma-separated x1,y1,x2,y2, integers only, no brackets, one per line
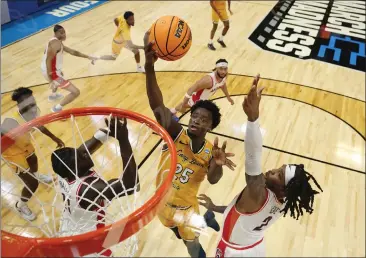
94,129,110,143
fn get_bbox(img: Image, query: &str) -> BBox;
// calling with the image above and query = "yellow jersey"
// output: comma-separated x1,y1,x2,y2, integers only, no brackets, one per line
2,110,39,160
156,129,213,207
113,16,131,44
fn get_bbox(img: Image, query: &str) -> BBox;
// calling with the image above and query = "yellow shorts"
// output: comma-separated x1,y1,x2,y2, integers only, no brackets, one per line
157,202,200,241
212,8,229,24
2,145,35,173
112,39,137,57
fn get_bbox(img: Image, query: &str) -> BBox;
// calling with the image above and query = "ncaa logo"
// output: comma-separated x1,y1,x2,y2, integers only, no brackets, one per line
175,20,185,38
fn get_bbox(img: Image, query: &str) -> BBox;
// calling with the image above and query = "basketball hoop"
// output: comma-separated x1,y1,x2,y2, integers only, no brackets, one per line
1,107,177,257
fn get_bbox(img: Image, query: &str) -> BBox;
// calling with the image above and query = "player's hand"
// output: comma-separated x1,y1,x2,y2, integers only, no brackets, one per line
54,137,65,149
212,137,236,170
228,98,234,105
49,80,60,91
242,74,264,122
88,55,98,65
104,117,129,143
143,30,158,66
198,194,214,210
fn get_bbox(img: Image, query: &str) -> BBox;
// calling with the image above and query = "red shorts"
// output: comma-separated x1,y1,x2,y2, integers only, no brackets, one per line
215,238,265,257
42,70,71,89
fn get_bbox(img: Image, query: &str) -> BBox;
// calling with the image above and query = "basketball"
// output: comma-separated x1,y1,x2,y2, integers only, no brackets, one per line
149,16,192,61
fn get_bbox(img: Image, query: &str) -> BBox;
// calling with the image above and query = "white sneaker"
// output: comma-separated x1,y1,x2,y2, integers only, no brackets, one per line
48,93,64,102
51,105,63,113
137,66,145,73
15,201,36,221
38,174,53,184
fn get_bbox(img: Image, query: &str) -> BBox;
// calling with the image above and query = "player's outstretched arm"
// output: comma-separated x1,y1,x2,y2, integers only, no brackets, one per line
178,76,212,112
198,194,227,214
143,31,182,139
63,46,97,61
241,75,267,203
79,118,138,210
37,126,64,148
220,84,234,105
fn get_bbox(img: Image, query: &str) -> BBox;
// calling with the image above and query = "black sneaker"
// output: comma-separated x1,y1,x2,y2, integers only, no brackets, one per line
208,43,216,51
217,39,227,48
204,210,220,232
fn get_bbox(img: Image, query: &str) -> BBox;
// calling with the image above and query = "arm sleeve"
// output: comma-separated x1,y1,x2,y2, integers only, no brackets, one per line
244,119,263,176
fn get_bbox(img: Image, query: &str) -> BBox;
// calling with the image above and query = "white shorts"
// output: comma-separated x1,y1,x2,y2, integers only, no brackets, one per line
215,238,265,257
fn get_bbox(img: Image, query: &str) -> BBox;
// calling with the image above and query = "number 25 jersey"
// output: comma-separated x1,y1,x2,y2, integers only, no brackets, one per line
156,129,213,207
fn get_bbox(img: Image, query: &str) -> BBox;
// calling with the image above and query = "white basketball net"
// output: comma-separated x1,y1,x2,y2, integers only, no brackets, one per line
1,112,173,257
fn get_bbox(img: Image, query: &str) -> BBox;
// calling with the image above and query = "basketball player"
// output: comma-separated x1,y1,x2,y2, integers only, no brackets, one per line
41,24,98,112
198,75,323,257
208,0,233,51
1,87,65,221
51,117,139,256
170,59,234,118
96,11,145,73
143,31,236,258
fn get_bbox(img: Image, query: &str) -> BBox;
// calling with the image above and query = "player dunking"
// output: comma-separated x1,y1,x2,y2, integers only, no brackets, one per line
170,59,234,119
143,31,236,258
199,75,323,257
52,117,139,256
1,87,64,221
208,0,233,51
41,25,98,113
96,11,145,73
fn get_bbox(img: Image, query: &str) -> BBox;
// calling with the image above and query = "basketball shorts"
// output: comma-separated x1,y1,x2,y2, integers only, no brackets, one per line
2,145,35,173
112,39,137,57
215,238,265,257
157,202,202,241
42,70,71,89
212,8,229,24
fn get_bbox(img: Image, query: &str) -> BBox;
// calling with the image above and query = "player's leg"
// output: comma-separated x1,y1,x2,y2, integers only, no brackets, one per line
209,10,219,50
217,13,230,48
125,45,144,73
15,153,38,221
51,81,80,112
184,239,206,258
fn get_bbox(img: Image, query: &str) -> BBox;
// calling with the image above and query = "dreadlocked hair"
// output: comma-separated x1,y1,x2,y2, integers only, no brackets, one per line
281,164,323,220
190,100,221,129
51,147,76,180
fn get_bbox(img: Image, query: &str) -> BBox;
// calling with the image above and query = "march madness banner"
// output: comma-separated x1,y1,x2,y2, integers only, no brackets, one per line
249,0,365,72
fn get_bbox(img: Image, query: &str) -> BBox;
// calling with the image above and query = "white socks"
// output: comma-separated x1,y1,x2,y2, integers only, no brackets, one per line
219,35,224,41
55,104,62,109
17,199,27,208
137,63,141,68
209,39,213,44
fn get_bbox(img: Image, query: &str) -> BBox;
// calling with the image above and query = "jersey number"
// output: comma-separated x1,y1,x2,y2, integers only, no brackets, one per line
253,216,272,231
174,163,194,184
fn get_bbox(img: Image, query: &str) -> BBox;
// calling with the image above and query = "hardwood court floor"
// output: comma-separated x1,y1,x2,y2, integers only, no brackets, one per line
1,0,365,257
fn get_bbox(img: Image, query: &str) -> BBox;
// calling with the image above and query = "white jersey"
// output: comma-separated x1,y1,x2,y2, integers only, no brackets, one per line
220,188,284,248
189,72,227,105
41,37,63,80
57,170,106,236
